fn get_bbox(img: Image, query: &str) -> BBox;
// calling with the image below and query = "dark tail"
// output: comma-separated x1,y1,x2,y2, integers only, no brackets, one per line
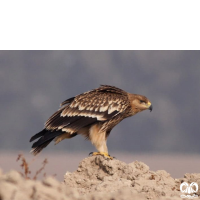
30,129,64,155
30,129,47,142
30,138,54,155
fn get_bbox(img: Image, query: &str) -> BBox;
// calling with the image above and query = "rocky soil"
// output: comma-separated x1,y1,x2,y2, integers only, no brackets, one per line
1,155,200,200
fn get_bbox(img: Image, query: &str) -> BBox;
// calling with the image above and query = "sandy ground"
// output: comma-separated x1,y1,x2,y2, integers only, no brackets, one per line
0,151,200,181
0,155,200,200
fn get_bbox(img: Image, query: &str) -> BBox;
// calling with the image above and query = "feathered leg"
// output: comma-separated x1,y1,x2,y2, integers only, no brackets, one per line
89,124,113,159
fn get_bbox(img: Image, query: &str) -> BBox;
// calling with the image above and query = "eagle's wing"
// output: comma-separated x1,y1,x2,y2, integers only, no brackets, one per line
45,85,129,133
30,85,129,154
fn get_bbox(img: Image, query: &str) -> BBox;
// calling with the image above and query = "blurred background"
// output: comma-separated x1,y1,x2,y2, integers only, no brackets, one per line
0,51,200,180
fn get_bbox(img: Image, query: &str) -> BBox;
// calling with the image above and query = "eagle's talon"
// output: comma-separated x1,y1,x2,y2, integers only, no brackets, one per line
90,152,114,159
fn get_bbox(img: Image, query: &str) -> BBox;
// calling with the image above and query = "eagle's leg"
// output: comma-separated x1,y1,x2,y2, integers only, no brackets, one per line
89,125,114,159
90,140,114,159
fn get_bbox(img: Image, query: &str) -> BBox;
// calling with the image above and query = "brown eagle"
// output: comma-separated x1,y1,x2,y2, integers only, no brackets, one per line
30,85,152,158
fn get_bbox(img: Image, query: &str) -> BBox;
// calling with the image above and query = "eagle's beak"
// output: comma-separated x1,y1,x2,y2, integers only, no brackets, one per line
147,102,153,112
149,105,153,112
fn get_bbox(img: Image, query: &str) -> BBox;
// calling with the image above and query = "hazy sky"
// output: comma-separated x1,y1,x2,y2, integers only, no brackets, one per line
1,51,200,154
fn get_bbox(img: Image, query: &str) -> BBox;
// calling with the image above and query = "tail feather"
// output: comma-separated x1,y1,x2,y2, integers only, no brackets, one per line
30,129,64,155
29,129,46,142
31,130,64,148
30,138,54,155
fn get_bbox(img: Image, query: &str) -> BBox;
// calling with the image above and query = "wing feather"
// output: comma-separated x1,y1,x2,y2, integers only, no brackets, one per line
44,85,129,134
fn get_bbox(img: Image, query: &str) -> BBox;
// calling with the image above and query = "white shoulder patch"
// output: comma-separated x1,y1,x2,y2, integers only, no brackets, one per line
78,105,85,110
99,105,109,112
108,105,117,114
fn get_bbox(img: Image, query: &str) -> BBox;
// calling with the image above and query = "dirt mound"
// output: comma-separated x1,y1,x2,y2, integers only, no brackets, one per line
1,155,200,200
64,155,194,199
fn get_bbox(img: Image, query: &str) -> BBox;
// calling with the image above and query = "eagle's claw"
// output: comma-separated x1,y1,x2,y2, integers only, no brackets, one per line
89,152,93,156
89,152,114,159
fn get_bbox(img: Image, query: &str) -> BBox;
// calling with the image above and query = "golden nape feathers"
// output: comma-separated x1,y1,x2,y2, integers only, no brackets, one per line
30,85,152,158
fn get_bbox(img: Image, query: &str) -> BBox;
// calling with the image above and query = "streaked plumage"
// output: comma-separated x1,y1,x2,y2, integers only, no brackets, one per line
30,85,152,157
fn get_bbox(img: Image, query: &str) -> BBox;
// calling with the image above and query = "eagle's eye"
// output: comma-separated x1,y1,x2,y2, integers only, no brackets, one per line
140,100,146,104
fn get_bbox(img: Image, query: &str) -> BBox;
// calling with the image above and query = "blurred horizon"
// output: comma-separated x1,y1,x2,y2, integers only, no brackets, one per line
1,51,200,154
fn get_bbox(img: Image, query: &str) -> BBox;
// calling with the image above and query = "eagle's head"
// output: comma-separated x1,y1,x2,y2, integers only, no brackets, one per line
128,93,153,114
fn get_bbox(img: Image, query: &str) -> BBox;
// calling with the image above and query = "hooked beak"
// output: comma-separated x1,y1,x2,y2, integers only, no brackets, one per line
149,105,153,112
147,101,153,112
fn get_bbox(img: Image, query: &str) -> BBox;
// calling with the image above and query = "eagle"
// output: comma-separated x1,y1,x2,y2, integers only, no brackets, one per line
30,85,152,159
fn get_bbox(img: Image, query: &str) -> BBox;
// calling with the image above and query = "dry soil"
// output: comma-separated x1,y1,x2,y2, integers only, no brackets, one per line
0,155,200,200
